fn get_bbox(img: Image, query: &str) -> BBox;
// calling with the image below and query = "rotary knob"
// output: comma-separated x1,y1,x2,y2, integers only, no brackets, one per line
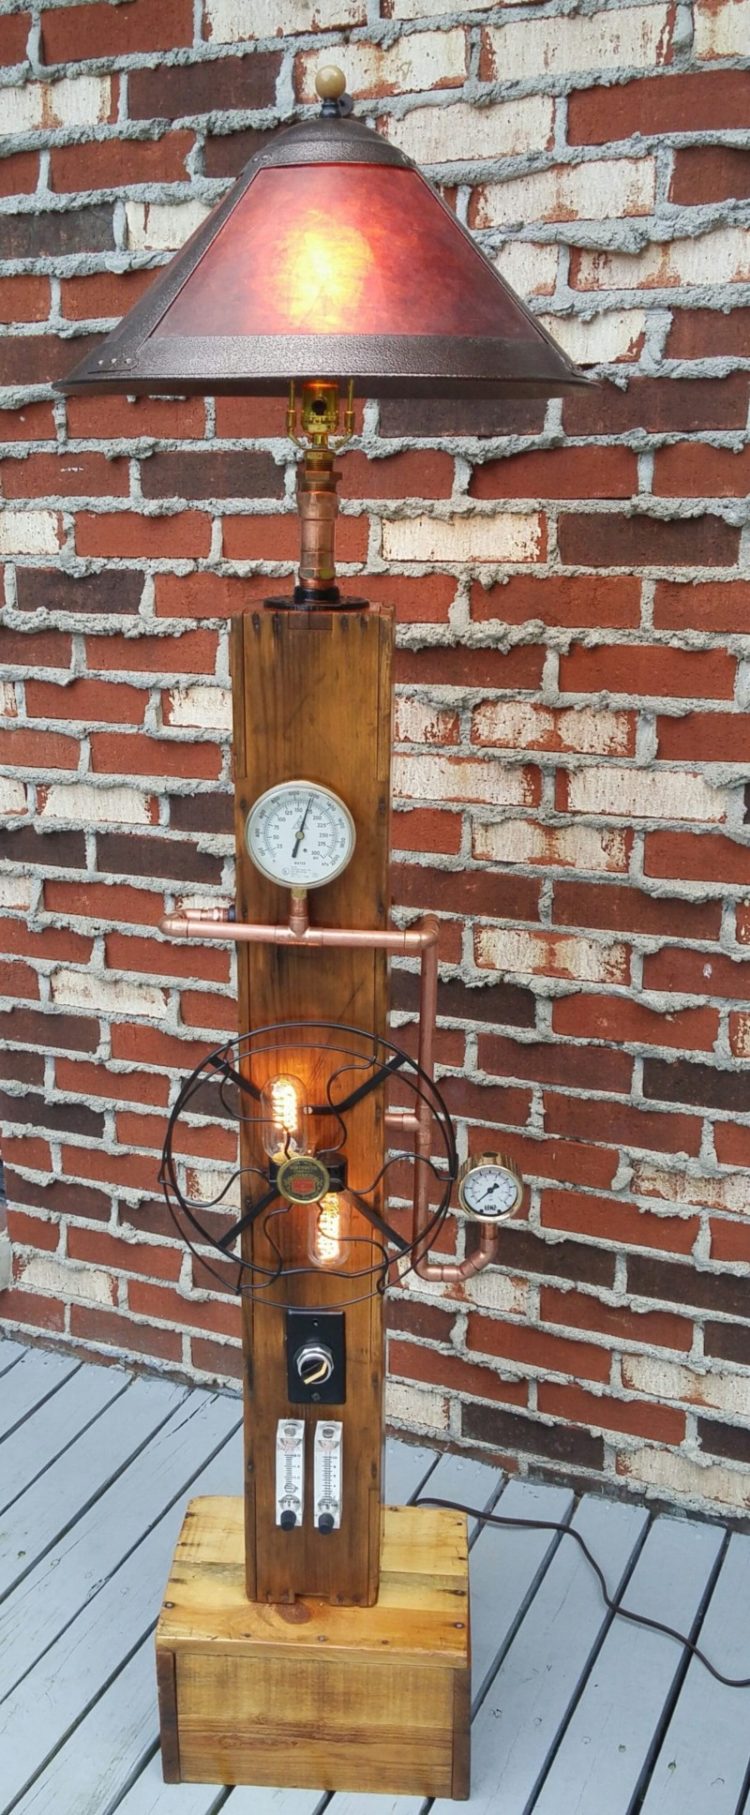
295,1342,334,1389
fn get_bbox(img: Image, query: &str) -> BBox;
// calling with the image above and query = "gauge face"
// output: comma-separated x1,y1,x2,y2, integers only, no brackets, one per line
457,1154,524,1222
245,780,356,889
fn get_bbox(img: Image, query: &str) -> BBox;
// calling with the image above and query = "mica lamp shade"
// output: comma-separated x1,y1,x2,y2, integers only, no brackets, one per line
59,112,589,402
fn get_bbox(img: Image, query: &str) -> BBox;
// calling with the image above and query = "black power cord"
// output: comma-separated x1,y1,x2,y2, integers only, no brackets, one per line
415,1494,750,1691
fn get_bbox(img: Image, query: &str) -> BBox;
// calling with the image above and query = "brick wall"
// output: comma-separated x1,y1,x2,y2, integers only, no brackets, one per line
1,0,749,1520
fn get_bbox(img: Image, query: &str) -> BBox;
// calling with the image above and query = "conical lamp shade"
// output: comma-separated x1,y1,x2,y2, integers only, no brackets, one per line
59,113,590,400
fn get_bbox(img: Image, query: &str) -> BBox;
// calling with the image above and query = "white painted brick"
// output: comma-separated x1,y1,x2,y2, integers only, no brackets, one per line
383,512,543,564
0,85,44,134
537,309,647,364
472,818,630,872
0,511,59,555
483,8,674,84
393,753,534,807
0,876,33,911
618,1445,750,1513
0,776,26,815
574,229,750,292
39,783,151,826
383,95,554,163
494,241,559,298
385,1379,450,1432
472,700,631,756
46,75,112,128
566,765,724,823
0,682,19,718
695,0,749,57
297,31,467,103
730,1013,750,1059
17,1254,115,1306
632,1161,748,1215
622,1355,750,1421
462,1271,528,1314
51,968,168,1020
125,199,210,252
207,0,364,34
476,159,655,229
164,685,232,732
185,1165,241,1209
476,923,629,983
395,697,458,745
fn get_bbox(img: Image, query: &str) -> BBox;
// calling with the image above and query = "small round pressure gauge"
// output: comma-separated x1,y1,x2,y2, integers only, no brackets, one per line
457,1153,524,1223
245,780,355,890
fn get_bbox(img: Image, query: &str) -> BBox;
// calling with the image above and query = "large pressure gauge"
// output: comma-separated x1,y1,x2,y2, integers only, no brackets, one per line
457,1153,524,1222
245,780,356,889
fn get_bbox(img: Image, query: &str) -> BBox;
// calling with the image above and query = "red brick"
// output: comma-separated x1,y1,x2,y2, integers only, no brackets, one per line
2,1135,52,1172
563,374,749,438
1,451,129,499
75,512,211,560
44,879,165,926
60,270,154,321
0,275,49,321
110,1023,218,1073
128,1277,240,1339
478,1032,632,1095
552,992,719,1053
467,1311,611,1384
735,905,750,946
562,642,734,701
51,132,192,192
1,1287,64,1333
0,725,79,769
394,645,544,690
541,1188,700,1256
178,990,238,1035
6,1207,59,1252
213,395,290,438
68,1224,182,1281
552,880,721,943
653,579,750,633
0,918,92,966
62,1144,160,1195
541,1285,693,1351
644,830,750,887
558,513,739,570
41,0,192,60
546,1090,702,1157
670,147,750,206
470,446,636,501
0,1005,98,1052
391,808,462,856
654,443,750,499
1,402,56,442
339,449,454,498
0,13,30,63
1,959,39,1001
65,394,205,440
471,573,639,629
69,1302,181,1361
54,1057,169,1108
389,1338,528,1408
441,1075,533,1128
1,627,71,669
222,513,367,563
714,1122,750,1168
667,309,750,361
105,931,230,987
468,1128,619,1192
154,572,261,619
0,151,37,195
644,946,750,1000
90,731,221,781
709,1219,750,1265
130,54,280,118
0,335,83,387
538,1380,686,1443
393,862,540,923
26,677,146,726
84,630,217,676
190,1335,243,1380
658,712,750,763
568,71,750,143
363,574,456,625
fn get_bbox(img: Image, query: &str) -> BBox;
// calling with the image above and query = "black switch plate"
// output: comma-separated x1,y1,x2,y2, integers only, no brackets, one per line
286,1309,346,1405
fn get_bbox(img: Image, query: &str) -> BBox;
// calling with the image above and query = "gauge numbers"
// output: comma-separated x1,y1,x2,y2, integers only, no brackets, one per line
457,1153,524,1223
245,780,356,890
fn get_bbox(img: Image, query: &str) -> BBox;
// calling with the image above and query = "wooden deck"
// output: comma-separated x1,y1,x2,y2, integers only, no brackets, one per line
1,1338,749,1814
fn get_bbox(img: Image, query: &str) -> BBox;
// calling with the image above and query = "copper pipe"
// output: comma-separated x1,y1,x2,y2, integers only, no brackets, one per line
297,446,341,597
288,889,309,937
416,1219,504,1283
385,1110,420,1133
160,910,438,956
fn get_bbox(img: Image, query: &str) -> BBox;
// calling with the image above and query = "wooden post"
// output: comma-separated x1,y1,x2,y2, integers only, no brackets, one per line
231,601,394,1606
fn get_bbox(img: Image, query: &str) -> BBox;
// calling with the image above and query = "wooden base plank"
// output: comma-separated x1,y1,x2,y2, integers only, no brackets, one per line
156,1498,470,1798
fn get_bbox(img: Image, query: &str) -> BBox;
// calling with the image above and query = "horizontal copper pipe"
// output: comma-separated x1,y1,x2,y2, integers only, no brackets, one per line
161,910,439,956
385,1110,420,1133
414,1218,504,1283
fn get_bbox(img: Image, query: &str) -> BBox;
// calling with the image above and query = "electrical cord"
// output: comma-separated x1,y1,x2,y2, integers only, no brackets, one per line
414,1494,750,1691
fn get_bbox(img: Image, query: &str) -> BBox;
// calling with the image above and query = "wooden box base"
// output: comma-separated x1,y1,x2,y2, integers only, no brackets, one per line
156,1497,470,1798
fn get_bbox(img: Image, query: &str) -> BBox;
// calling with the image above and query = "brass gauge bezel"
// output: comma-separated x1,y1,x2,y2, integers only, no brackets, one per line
456,1152,524,1223
245,778,356,890
276,1153,331,1205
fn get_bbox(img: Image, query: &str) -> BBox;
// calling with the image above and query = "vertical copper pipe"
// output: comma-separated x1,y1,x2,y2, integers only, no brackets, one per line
296,447,341,597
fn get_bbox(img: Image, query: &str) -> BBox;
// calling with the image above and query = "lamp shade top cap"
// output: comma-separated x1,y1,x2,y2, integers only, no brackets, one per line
315,65,347,101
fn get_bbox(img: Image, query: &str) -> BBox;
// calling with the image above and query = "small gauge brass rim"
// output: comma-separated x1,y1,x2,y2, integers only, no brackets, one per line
245,778,356,889
276,1153,331,1205
456,1151,524,1222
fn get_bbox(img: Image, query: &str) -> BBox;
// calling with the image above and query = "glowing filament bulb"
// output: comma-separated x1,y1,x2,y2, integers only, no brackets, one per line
260,1073,306,1158
310,1192,344,1270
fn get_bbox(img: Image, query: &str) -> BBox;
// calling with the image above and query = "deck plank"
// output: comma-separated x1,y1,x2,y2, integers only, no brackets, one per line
0,1337,40,1378
383,1438,437,1506
0,1344,81,1442
0,1389,239,1702
0,1375,187,1599
641,1531,750,1815
532,1511,725,1815
0,1358,131,1513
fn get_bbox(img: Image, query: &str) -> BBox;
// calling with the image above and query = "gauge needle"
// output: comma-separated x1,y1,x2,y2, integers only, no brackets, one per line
292,795,312,858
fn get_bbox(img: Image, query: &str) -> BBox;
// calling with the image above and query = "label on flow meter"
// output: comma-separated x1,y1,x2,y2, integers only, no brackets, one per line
313,1420,343,1533
275,1418,305,1530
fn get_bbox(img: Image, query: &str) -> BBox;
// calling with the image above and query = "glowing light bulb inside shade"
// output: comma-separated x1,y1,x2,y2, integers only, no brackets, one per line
260,1073,306,1159
309,1193,344,1270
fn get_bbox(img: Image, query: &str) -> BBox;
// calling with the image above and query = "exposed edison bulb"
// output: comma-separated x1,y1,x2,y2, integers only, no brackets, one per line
260,1073,306,1159
309,1192,345,1270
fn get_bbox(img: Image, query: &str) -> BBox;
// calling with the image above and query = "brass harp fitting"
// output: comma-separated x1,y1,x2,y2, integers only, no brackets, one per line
288,379,355,605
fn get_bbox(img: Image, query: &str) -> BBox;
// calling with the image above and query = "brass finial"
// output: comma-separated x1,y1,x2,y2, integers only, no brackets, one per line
315,66,346,103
